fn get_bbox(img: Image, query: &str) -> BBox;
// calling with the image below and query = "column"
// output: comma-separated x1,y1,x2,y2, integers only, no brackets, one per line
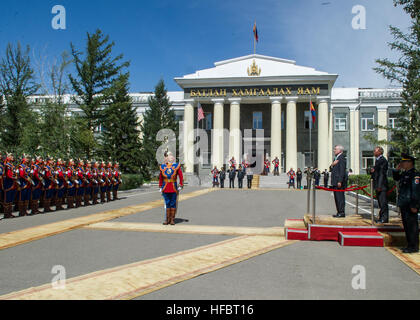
328,107,333,164
229,98,241,163
212,99,225,169
377,106,388,157
317,98,329,171
285,97,298,171
349,105,360,174
270,97,282,172
183,100,195,173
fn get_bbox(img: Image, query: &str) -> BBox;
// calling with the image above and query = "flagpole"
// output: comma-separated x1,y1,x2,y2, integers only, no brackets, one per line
309,95,312,168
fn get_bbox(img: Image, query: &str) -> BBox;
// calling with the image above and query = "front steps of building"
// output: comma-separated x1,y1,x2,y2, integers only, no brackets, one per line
259,173,294,189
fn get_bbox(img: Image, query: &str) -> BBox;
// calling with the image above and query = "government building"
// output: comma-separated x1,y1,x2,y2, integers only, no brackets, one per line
134,54,402,179
29,54,403,179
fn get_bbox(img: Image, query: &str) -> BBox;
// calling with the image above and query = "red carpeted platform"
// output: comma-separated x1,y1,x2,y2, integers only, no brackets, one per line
338,231,384,247
285,228,308,241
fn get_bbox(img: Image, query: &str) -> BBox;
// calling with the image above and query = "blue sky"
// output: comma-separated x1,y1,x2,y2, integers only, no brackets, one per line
0,0,411,92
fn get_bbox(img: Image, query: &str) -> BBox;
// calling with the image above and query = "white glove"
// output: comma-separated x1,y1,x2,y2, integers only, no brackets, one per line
178,186,183,191
159,188,162,193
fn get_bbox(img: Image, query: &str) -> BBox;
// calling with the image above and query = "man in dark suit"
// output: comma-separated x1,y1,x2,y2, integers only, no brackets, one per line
237,164,245,189
219,167,226,188
330,145,347,218
229,166,236,188
323,169,330,188
371,146,389,223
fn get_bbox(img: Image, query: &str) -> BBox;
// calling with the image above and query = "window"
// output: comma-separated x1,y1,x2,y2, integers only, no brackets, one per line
253,112,263,129
361,113,375,131
334,113,347,131
362,152,375,171
388,114,398,128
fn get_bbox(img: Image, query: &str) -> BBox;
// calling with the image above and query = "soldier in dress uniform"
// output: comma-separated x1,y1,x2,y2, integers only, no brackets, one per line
42,157,55,213
272,157,280,176
76,159,86,208
30,156,43,214
211,166,219,188
112,162,121,200
264,159,270,175
159,153,183,225
287,168,296,189
84,161,92,206
313,168,321,187
219,167,226,189
229,157,237,170
91,161,100,204
393,153,420,254
106,162,113,202
3,153,17,218
99,161,108,203
229,166,236,188
65,159,77,209
17,155,31,216
55,159,66,210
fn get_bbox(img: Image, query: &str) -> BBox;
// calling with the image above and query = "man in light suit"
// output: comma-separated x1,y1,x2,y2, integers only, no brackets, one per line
371,146,389,223
330,145,348,218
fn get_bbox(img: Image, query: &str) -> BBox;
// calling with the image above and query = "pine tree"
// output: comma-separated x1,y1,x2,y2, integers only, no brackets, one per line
0,42,39,152
141,79,178,179
374,0,420,165
69,29,129,158
101,72,143,173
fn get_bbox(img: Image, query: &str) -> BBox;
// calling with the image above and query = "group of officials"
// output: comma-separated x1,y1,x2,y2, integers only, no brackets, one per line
0,153,122,219
211,156,255,189
330,145,419,254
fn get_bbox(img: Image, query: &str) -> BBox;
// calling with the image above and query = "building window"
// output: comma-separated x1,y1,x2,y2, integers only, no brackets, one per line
388,114,398,128
361,113,375,131
253,112,263,129
362,152,375,171
205,113,212,130
334,113,347,131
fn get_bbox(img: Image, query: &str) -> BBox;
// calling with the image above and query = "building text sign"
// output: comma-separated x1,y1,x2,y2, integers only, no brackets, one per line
186,84,328,99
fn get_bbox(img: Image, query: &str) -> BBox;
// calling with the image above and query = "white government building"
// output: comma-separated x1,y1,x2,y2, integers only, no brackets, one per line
30,54,403,179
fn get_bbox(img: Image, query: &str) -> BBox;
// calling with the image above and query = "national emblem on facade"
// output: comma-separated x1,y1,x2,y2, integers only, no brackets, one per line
247,59,261,76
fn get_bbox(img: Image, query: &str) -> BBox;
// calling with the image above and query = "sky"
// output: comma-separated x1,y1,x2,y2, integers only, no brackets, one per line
0,0,412,93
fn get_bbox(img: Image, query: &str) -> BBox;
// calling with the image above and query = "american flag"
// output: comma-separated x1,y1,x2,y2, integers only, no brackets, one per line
197,102,205,122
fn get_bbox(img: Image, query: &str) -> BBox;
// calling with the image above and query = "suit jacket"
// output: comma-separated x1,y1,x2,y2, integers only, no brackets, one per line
229,169,236,179
371,156,389,190
330,153,347,187
219,171,226,180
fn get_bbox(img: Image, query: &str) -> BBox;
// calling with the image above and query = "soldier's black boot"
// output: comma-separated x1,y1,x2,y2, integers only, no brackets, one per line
84,195,90,206
101,192,106,203
92,194,98,205
30,200,40,215
106,191,111,202
18,201,28,217
113,190,118,200
56,198,63,211
170,208,176,225
75,196,81,208
4,203,14,219
43,199,51,213
67,196,74,209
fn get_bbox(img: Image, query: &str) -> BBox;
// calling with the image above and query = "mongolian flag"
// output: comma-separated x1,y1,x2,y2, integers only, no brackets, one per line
253,22,258,42
310,101,316,124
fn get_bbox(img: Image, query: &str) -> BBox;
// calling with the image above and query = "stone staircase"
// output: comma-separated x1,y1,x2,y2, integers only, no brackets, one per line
259,173,291,189
251,175,260,189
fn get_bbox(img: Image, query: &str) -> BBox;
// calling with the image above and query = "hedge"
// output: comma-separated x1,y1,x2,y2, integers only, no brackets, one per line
348,174,397,204
119,173,144,191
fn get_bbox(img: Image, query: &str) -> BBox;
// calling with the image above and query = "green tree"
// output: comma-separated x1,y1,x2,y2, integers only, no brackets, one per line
69,29,129,158
141,79,178,179
101,72,143,173
374,0,420,165
0,42,39,152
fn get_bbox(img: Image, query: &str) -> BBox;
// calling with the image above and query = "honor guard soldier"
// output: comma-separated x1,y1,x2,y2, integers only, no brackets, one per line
3,153,17,218
18,155,31,216
313,168,321,187
287,168,296,189
55,159,66,210
84,161,92,206
0,153,3,211
296,168,303,189
272,157,280,176
99,161,108,203
229,157,237,170
30,157,43,214
65,159,77,209
112,162,121,200
264,159,270,175
211,166,219,187
76,160,86,207
229,166,236,188
91,161,100,204
219,167,226,188
106,162,113,202
42,157,54,213
159,153,183,225
393,153,420,254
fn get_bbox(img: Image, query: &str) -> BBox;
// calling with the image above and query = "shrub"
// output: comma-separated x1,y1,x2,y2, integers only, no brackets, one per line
119,173,144,191
348,174,397,204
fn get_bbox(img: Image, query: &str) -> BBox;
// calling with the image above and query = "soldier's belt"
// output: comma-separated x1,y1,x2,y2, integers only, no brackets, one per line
164,178,176,183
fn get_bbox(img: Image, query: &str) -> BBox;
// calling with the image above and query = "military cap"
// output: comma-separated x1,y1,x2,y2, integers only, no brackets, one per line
401,153,416,163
